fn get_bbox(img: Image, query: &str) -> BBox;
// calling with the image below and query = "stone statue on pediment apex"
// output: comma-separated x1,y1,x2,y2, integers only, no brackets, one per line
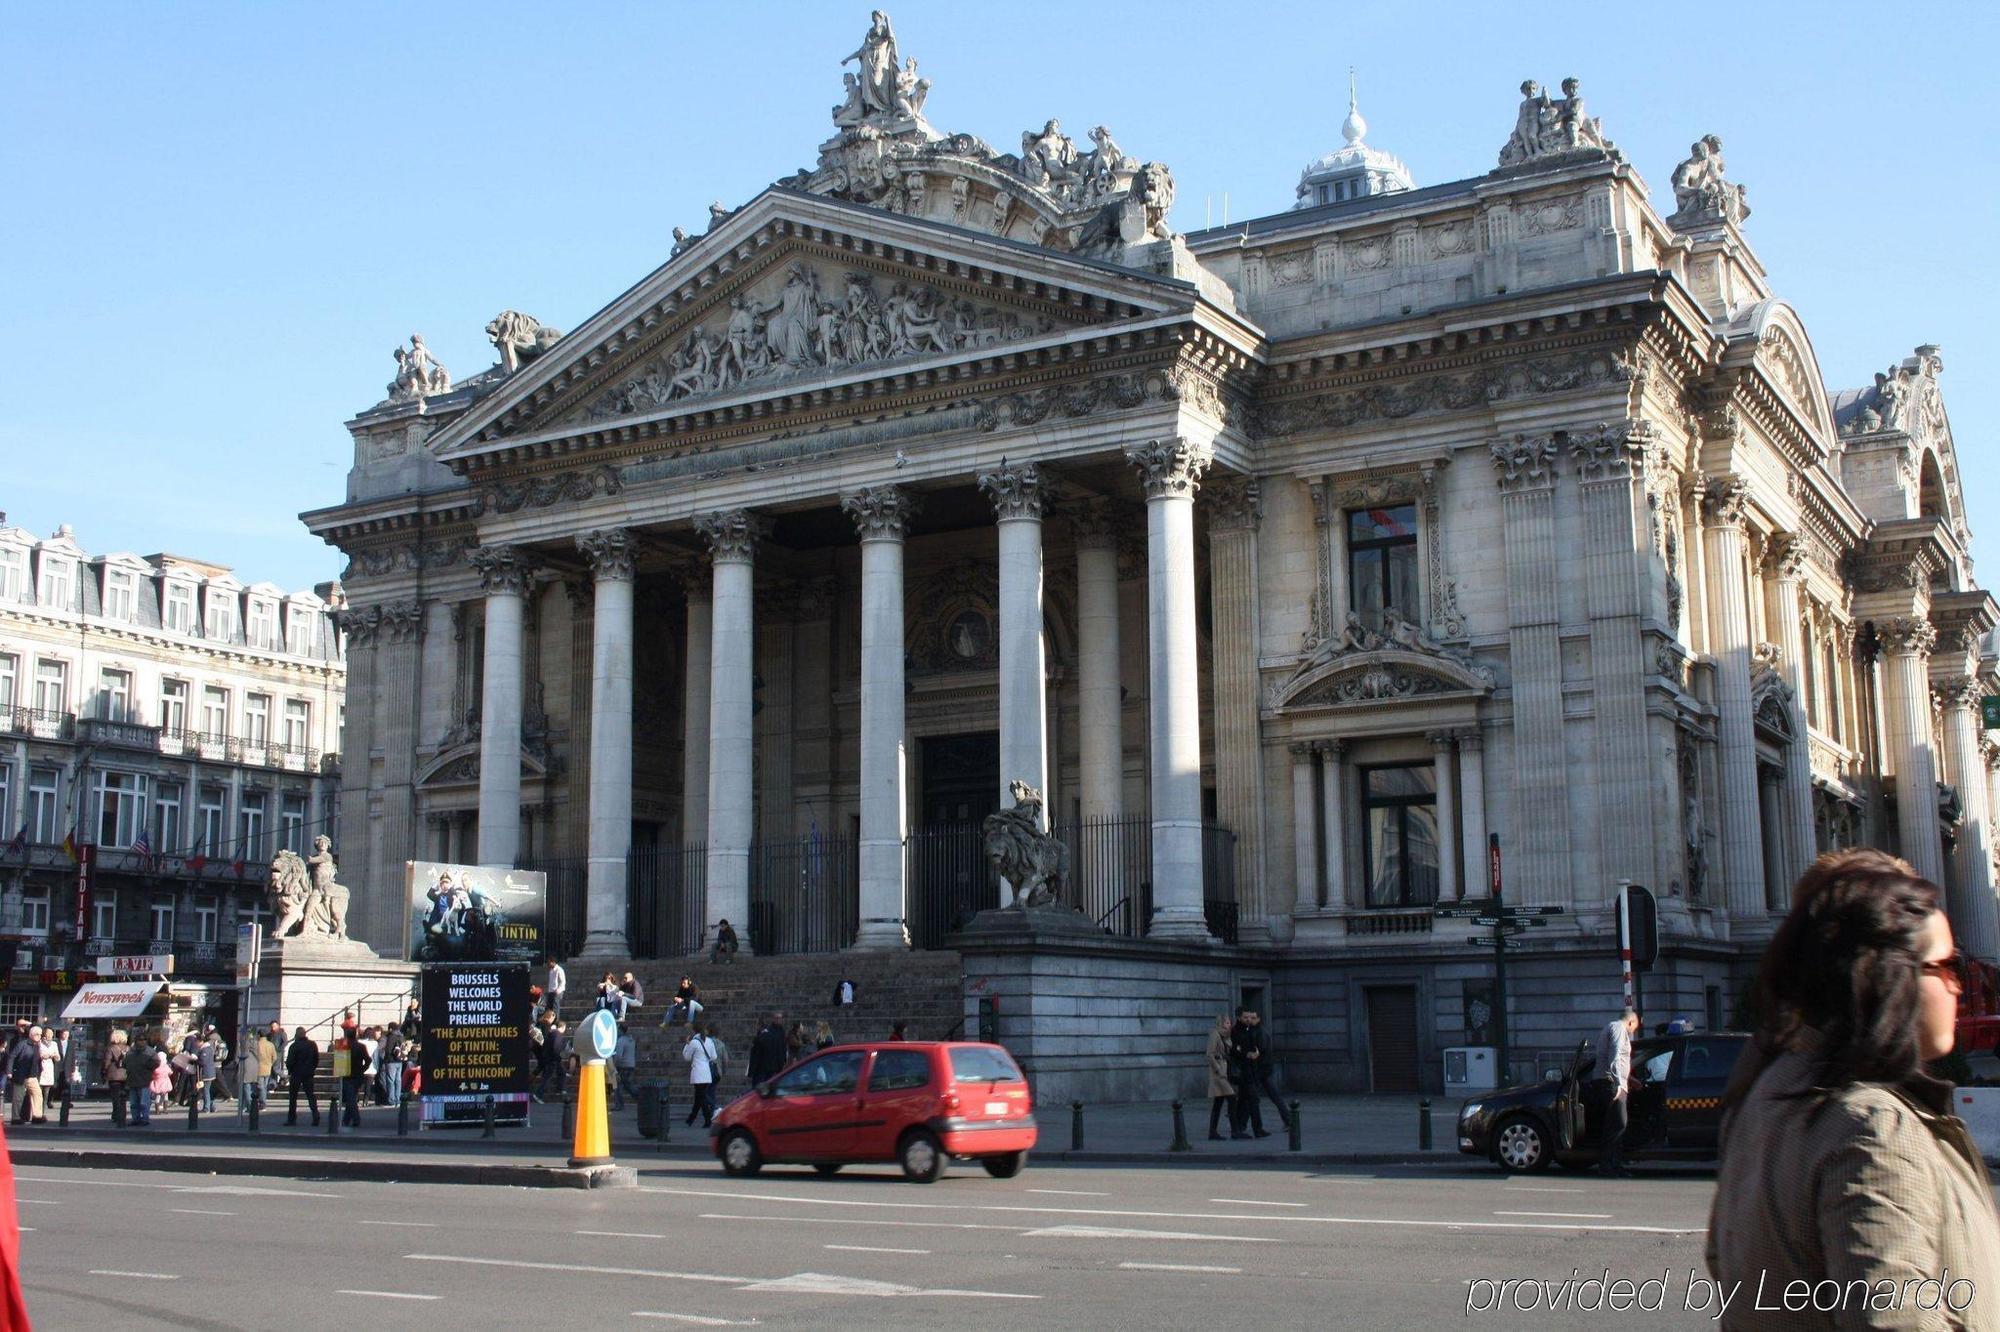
1670,134,1750,227
1497,75,1616,168
387,334,449,406
1020,118,1082,192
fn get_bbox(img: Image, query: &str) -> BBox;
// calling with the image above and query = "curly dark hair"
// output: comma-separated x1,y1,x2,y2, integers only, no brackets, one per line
1728,848,1943,1103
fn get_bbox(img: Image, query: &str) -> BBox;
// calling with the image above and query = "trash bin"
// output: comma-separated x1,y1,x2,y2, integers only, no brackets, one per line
636,1084,664,1139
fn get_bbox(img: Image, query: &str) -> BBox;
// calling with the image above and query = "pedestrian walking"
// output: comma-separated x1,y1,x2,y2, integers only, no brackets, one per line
1242,1011,1290,1132
1205,1014,1236,1140
0,1018,26,1105
1588,1007,1639,1176
6,1028,40,1125
545,959,567,1017
612,1023,636,1111
336,1019,368,1127
285,1026,320,1126
248,1027,277,1111
536,1020,570,1102
709,918,739,965
1707,849,2000,1325
105,1029,130,1126
748,1013,788,1087
682,1025,720,1127
51,1028,78,1110
357,1027,382,1104
379,1025,405,1108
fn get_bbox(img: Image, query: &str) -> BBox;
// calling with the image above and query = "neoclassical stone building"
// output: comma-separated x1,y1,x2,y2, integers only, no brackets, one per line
305,20,1995,1093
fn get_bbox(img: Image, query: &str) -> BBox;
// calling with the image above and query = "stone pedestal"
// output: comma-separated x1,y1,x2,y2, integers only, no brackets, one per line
242,936,420,1043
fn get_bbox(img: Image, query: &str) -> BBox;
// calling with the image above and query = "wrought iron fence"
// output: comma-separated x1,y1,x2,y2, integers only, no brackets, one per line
750,832,858,955
1203,822,1240,945
1061,815,1152,939
515,855,586,960
627,842,706,959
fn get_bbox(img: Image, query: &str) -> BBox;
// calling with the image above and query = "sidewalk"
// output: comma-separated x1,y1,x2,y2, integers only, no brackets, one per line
4,1092,1457,1184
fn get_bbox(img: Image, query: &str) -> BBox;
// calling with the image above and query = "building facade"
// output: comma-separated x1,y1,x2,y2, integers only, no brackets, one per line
0,519,346,1019
303,18,1996,1092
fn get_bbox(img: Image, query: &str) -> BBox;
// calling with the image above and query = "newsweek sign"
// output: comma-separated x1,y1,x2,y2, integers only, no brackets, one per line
97,954,173,977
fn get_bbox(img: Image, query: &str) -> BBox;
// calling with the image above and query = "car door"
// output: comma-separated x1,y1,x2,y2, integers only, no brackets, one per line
1665,1037,1740,1153
856,1046,937,1158
1624,1040,1674,1151
758,1050,868,1161
1553,1039,1592,1151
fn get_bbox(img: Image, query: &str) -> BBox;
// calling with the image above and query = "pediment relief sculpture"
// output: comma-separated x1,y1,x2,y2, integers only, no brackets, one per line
1269,609,1493,711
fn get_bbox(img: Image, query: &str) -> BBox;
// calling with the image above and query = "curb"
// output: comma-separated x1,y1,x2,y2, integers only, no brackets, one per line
7,1147,638,1190
1036,1149,1455,1168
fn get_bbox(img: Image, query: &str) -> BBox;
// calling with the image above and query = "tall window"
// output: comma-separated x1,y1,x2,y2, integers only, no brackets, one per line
149,895,175,943
197,786,226,854
205,588,238,641
37,556,74,610
98,668,133,722
244,693,271,747
282,699,310,751
27,770,59,843
286,607,316,657
280,793,307,853
20,886,50,935
0,765,10,838
95,770,148,848
104,567,138,621
1361,763,1440,908
0,546,24,601
200,686,229,738
33,659,67,714
0,654,15,711
240,791,267,863
1348,504,1420,631
159,679,189,734
1822,639,1842,739
92,895,116,940
163,580,195,633
194,895,219,944
155,782,183,853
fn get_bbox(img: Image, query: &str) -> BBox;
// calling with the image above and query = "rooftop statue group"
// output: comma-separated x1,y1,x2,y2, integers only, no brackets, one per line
1669,133,1750,226
267,836,352,941
1497,77,1616,166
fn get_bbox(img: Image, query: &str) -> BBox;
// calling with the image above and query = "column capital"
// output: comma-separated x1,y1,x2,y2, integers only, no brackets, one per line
1935,674,1981,712
1878,616,1938,659
1567,419,1653,483
978,460,1047,521
1453,726,1485,752
1427,730,1458,753
1124,437,1211,500
694,508,768,564
1068,496,1121,547
377,599,427,644
577,528,637,582
470,544,533,596
1314,737,1349,759
1763,531,1807,581
1205,475,1263,531
1699,474,1750,530
1489,433,1559,492
332,603,380,647
841,485,920,542
1288,741,1315,760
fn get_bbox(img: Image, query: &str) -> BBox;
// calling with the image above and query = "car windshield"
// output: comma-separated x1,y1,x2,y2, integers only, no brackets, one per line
948,1046,1022,1084
771,1050,865,1097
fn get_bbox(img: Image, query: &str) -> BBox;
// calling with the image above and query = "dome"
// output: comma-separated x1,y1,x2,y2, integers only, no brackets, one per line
1294,74,1416,210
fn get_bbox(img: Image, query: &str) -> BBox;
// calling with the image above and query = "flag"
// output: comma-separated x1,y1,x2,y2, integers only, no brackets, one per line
1,825,24,858
231,855,246,881
131,828,154,868
187,839,207,874
60,826,79,863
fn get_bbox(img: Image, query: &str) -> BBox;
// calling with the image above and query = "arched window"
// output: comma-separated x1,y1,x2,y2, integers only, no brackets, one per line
1919,453,1947,520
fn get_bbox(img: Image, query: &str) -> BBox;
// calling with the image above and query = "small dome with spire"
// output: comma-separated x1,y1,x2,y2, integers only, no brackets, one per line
1294,72,1416,210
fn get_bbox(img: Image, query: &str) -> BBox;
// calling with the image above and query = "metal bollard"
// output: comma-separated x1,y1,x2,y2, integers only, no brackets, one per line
59,1095,71,1128
396,1095,409,1136
1288,1100,1302,1153
187,1097,199,1131
1419,1098,1432,1151
561,1091,575,1139
247,1091,260,1134
1168,1099,1191,1152
1070,1100,1084,1152
482,1094,497,1139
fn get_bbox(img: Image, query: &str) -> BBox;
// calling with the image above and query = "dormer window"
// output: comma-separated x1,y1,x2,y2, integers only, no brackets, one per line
286,606,316,657
205,588,239,640
104,567,138,621
0,546,25,601
38,555,74,610
163,580,195,633
247,598,277,649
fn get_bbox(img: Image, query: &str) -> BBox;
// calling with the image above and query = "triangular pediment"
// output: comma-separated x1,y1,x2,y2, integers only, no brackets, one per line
427,189,1203,464
1271,643,1493,712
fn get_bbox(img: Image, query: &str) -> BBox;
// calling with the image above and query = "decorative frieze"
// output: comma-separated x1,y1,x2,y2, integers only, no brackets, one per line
484,465,622,515
470,545,533,596
841,485,920,542
1125,437,1211,499
694,509,769,563
1488,433,1559,492
978,461,1048,520
1259,346,1634,439
343,537,474,582
577,528,636,582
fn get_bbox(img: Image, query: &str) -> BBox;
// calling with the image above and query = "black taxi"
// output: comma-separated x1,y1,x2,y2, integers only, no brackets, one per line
1456,1031,1748,1172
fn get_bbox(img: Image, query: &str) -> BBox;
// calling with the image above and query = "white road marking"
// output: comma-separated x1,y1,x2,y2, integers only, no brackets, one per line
702,1212,1021,1233
172,1185,340,1198
1026,1188,1108,1196
580,1230,670,1240
14,1200,61,1206
645,1185,1700,1236
360,1220,437,1228
1209,1198,1307,1208
631,1315,756,1326
1500,1186,1585,1194
408,1253,1029,1300
1025,1224,1279,1243
408,1255,741,1285
1492,1210,1613,1219
1120,1262,1241,1274
337,1291,440,1301
171,1209,237,1216
89,1270,179,1280
825,1244,931,1255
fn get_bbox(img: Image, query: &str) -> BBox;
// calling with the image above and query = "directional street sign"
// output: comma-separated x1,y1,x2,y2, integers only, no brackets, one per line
1433,905,1484,918
1468,936,1527,950
1473,916,1549,929
1498,905,1566,917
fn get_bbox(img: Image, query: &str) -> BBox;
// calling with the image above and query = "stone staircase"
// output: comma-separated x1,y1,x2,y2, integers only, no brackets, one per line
591,951,965,1098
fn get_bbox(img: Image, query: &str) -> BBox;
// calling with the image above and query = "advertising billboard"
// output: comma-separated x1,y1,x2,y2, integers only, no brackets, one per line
405,861,547,965
419,962,533,1126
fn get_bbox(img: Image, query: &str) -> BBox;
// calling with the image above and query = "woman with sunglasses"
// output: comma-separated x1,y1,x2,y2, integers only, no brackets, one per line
1706,848,2000,1325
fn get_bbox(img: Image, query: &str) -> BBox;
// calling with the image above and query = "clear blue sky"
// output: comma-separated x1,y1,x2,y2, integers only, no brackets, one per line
4,2,1995,591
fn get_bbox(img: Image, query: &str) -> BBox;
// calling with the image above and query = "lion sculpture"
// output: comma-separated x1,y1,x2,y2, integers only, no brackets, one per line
983,779,1069,909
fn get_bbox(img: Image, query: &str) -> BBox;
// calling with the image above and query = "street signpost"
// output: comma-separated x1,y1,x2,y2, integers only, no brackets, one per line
1436,838,1573,1083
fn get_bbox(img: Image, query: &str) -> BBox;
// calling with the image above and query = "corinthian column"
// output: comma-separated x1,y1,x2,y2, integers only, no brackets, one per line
471,545,531,867
697,509,766,954
679,559,711,848
1937,674,2000,962
1127,437,1214,940
843,486,917,950
1764,535,1818,897
978,462,1049,863
1699,477,1767,919
1206,476,1266,935
577,528,634,960
1072,501,1123,822
1880,617,1944,885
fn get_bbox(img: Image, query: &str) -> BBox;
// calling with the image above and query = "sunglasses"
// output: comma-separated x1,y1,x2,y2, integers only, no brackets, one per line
1921,953,1965,992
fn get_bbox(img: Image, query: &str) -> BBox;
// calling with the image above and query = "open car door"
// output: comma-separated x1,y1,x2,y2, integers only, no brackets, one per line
1553,1038,1592,1151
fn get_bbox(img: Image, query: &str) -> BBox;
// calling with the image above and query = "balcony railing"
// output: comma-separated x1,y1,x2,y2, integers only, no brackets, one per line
8,711,324,772
1,707,74,741
77,716,161,750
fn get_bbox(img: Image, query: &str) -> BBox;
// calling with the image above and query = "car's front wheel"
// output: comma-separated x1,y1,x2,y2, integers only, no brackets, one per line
1492,1115,1552,1173
981,1151,1027,1179
899,1130,945,1183
719,1128,762,1176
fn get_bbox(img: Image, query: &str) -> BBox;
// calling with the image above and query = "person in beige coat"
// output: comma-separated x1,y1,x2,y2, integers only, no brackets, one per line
1205,1014,1236,1140
1707,848,2000,1329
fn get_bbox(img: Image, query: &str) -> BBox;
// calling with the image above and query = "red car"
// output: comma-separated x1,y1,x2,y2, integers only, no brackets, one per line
710,1040,1036,1183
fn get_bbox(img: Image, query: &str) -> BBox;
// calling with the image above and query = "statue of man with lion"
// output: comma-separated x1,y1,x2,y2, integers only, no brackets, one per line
267,835,352,940
982,780,1069,909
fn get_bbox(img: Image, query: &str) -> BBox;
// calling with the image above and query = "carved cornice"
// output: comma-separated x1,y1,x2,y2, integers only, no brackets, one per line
1259,343,1638,440
841,485,919,542
694,509,769,564
470,545,534,597
1489,433,1559,492
1699,475,1749,530
341,535,474,583
1877,616,1938,658
1568,419,1654,484
1125,437,1211,499
577,528,636,582
1205,475,1262,532
977,461,1047,521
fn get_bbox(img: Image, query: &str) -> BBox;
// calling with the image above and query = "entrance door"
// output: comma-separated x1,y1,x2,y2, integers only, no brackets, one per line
920,732,1001,825
1365,986,1421,1093
910,733,1001,948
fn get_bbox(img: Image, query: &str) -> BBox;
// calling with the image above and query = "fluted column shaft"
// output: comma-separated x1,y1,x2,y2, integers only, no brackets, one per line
1458,729,1488,899
680,571,712,847
699,510,764,954
1881,619,1943,885
1205,478,1266,937
1766,539,1818,898
1129,438,1213,939
1318,741,1348,909
578,529,634,959
472,547,529,868
1938,678,1999,962
1290,744,1319,912
844,487,915,950
1699,481,1767,918
979,463,1049,909
1431,732,1459,901
1073,515,1124,821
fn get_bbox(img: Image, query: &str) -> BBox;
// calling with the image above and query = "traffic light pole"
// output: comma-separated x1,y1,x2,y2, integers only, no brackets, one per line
1488,833,1509,1085
1616,879,1637,1014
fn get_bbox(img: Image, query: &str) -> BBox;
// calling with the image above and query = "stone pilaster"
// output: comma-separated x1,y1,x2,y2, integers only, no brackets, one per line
1205,475,1267,937
369,600,425,949
1071,500,1124,823
1764,534,1818,896
842,486,916,950
470,546,530,868
1457,727,1488,898
979,461,1050,885
1317,740,1348,909
1290,743,1319,911
697,509,766,954
1937,675,1999,962
1489,433,1571,905
577,528,634,959
678,559,712,847
1698,478,1767,920
1429,731,1460,901
1880,617,1943,885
